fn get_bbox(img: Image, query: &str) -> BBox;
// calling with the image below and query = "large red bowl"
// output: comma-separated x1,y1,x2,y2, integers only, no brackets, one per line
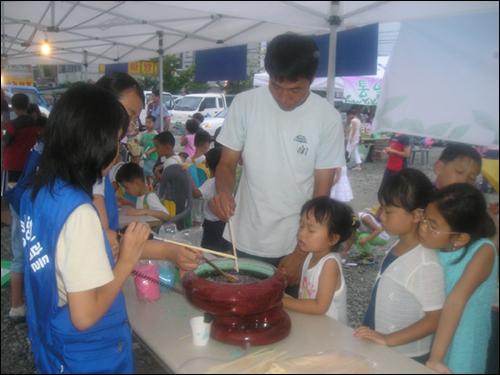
182,258,291,346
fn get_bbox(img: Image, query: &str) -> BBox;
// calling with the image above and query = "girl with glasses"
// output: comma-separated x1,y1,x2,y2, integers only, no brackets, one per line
421,183,497,374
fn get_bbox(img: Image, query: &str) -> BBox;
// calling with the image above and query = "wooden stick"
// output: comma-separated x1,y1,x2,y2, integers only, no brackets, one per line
228,216,239,272
206,348,273,373
157,238,236,259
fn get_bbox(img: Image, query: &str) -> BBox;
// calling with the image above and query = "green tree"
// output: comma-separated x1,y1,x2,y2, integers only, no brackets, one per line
182,64,210,94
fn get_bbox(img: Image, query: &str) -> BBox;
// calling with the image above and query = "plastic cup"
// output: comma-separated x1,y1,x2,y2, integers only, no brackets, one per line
189,316,211,346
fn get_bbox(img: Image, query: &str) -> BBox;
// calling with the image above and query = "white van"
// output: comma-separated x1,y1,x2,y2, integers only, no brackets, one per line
139,91,174,126
170,93,227,128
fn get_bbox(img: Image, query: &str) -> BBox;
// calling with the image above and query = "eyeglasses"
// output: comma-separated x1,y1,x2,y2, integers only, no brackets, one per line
418,210,461,235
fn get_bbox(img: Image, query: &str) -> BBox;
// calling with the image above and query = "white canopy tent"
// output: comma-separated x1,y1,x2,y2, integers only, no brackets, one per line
373,11,499,147
2,1,498,131
6,2,496,66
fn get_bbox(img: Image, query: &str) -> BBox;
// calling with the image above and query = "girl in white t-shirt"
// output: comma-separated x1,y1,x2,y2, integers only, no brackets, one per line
354,169,445,365
282,197,354,324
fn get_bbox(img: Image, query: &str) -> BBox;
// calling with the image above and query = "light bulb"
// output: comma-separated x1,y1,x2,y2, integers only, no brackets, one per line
42,41,50,55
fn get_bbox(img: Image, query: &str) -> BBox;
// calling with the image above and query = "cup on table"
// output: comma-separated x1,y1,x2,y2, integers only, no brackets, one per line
189,316,212,346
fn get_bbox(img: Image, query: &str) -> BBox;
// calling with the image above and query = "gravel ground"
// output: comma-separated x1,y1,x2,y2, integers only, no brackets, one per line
2,145,497,373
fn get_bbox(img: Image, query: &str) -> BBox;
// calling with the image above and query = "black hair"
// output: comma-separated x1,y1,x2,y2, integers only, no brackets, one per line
301,197,353,252
95,72,145,107
11,93,29,111
432,183,496,243
185,119,200,135
115,162,145,184
154,131,175,147
194,129,211,147
205,147,222,172
152,89,160,97
438,143,482,168
146,115,156,122
36,115,47,129
1,98,8,114
378,168,434,212
192,112,205,123
344,204,361,231
30,83,129,200
346,109,357,116
264,33,319,83
27,103,41,117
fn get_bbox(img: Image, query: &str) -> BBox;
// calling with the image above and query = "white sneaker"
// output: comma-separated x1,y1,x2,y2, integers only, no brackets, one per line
9,305,27,322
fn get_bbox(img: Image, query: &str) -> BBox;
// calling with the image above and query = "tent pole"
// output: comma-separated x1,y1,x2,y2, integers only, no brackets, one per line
83,50,88,82
158,31,164,132
326,1,341,105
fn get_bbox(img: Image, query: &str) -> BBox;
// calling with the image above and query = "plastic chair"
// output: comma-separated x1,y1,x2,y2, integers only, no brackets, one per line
158,164,193,230
409,136,429,165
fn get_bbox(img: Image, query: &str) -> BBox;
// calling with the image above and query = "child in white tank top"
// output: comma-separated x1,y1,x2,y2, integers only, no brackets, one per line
282,197,355,324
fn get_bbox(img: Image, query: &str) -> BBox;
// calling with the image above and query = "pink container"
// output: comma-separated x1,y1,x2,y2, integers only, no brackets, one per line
134,262,160,301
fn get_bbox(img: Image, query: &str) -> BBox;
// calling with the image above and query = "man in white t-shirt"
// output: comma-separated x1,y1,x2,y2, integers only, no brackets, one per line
211,33,345,295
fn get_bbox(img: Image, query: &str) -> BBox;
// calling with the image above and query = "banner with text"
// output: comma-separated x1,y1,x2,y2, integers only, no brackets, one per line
343,77,382,106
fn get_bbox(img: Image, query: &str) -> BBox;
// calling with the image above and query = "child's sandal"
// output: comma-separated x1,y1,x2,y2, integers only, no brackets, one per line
358,257,375,265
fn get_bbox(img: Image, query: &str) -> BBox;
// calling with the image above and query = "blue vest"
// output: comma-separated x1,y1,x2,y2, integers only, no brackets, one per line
104,173,119,231
20,179,133,374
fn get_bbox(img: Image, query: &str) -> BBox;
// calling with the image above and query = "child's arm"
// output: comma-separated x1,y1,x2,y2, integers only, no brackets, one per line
358,216,383,246
180,134,188,146
182,165,202,198
427,243,495,372
128,128,139,138
141,241,201,270
354,309,441,346
385,145,411,159
153,165,164,180
354,260,445,347
67,222,149,331
282,258,339,315
144,147,157,157
126,193,171,222
341,230,356,261
126,208,170,222
117,196,135,207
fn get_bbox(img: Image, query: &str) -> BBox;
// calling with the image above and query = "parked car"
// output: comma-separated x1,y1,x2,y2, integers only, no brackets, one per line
170,93,227,128
139,90,174,126
200,108,228,137
2,85,51,118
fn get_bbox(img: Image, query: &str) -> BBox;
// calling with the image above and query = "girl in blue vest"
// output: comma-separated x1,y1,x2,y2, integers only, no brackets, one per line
20,83,200,374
